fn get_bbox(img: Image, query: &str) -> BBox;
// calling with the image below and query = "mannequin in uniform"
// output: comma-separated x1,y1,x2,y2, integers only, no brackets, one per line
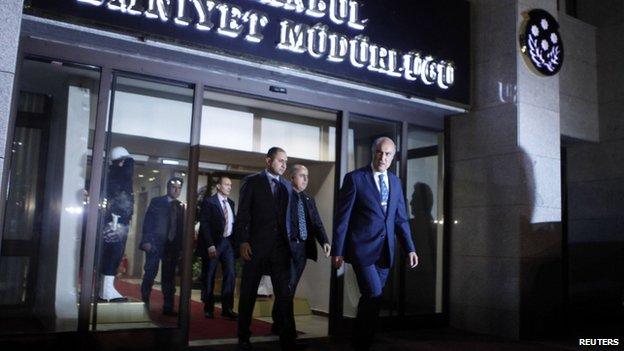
99,146,134,302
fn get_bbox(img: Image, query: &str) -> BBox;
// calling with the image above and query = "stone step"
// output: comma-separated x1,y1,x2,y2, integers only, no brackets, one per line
233,297,311,317
91,298,151,324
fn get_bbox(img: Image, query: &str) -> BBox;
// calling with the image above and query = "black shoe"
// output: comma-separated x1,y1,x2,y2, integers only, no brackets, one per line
237,339,252,350
221,309,238,320
162,309,178,317
204,309,214,319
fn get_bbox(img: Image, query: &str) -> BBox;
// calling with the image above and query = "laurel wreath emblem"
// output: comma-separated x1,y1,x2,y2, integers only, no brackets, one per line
521,11,563,76
528,30,560,73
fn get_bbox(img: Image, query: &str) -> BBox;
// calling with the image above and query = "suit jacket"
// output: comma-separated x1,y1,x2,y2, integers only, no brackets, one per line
197,193,236,258
234,170,293,259
292,191,329,262
140,195,185,253
331,166,416,267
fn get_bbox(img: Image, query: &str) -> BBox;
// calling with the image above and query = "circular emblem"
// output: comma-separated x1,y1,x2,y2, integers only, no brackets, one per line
519,9,564,76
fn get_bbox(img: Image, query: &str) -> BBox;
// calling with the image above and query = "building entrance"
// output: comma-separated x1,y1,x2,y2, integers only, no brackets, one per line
188,90,337,345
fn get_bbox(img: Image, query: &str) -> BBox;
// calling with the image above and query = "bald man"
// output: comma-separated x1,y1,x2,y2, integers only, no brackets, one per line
271,164,330,335
331,137,419,351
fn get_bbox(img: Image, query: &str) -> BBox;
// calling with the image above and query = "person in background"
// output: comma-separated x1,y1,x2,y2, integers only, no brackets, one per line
140,177,185,316
197,176,238,320
271,164,330,335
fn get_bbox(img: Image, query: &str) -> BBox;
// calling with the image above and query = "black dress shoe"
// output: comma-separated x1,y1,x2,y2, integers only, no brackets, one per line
204,309,214,319
162,309,178,317
237,339,252,350
221,309,238,320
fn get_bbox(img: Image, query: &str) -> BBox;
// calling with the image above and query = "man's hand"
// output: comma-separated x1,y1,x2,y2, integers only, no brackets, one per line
408,252,419,268
141,243,152,252
332,256,343,269
240,242,252,261
323,243,331,257
208,246,218,259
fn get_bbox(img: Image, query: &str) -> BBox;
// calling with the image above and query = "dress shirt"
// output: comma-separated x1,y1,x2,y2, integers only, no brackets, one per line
217,193,233,237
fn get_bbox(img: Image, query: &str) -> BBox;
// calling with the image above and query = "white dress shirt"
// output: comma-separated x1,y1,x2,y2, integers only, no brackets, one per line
217,193,234,238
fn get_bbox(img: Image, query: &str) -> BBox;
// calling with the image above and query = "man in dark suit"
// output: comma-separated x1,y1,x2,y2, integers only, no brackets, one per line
235,147,296,351
331,137,419,351
197,176,238,319
271,164,330,334
139,177,185,316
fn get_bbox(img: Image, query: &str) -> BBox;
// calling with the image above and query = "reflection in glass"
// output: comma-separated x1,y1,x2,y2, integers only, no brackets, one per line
405,127,444,315
0,59,100,333
94,76,193,330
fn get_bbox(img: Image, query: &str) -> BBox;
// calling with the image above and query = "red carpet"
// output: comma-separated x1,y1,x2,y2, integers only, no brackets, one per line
116,279,274,340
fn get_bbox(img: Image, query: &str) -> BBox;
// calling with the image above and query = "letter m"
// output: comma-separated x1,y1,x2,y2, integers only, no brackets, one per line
278,19,308,53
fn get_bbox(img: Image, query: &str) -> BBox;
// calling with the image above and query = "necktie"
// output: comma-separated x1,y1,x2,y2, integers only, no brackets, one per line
168,201,177,241
379,174,388,214
222,199,229,237
297,193,308,241
271,178,280,197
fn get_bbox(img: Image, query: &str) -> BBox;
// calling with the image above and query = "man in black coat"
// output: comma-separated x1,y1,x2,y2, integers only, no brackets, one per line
272,164,330,334
235,147,295,351
140,177,185,316
197,176,238,319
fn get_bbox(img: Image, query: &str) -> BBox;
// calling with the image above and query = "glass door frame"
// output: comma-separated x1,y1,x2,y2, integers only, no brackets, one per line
8,32,452,346
328,115,450,335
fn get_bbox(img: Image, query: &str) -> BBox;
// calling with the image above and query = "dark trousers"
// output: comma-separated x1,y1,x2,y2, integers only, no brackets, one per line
201,238,236,312
351,263,390,350
272,241,307,331
141,242,180,311
238,240,295,344
100,223,129,275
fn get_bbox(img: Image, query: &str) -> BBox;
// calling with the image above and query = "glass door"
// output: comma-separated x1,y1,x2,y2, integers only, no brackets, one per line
341,115,401,320
189,89,337,345
91,74,194,330
332,116,446,334
0,58,101,334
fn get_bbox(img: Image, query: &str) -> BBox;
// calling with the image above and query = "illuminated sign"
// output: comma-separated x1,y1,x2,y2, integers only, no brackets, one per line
28,0,470,105
519,9,564,76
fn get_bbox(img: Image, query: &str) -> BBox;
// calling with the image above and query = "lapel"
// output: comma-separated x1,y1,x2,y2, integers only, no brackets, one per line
364,166,385,216
386,172,395,219
259,170,277,204
211,194,225,220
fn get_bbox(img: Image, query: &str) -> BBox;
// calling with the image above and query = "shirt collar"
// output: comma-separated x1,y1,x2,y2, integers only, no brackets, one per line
217,193,228,202
370,164,387,178
265,170,280,183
